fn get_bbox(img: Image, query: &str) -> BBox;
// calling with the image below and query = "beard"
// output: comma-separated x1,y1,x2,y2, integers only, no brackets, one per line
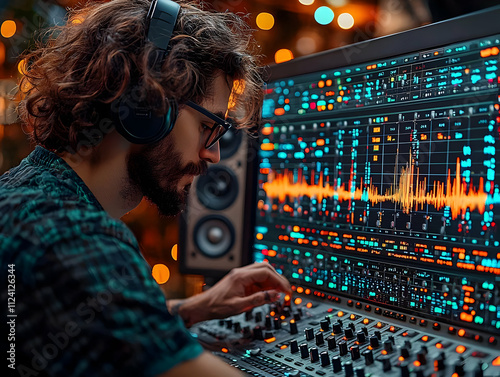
125,136,208,217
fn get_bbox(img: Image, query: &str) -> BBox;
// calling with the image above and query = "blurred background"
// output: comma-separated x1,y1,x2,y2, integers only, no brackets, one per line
0,0,498,298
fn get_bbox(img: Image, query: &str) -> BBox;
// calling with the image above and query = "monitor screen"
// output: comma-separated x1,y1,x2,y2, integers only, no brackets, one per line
253,7,500,336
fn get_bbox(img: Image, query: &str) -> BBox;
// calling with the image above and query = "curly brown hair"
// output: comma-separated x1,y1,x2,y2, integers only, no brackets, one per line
17,0,264,153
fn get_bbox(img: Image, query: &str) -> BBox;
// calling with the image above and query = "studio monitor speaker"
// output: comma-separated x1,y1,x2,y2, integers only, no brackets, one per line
179,128,257,278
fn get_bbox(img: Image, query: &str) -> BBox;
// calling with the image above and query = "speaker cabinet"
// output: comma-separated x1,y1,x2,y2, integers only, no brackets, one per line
179,129,257,277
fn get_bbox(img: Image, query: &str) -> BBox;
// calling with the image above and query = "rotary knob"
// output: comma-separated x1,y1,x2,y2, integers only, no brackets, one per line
305,327,314,341
320,319,330,331
300,343,309,359
356,330,366,344
332,356,342,373
320,351,330,367
326,335,337,350
345,327,354,339
315,332,325,346
310,347,319,363
369,335,380,348
338,340,348,356
290,320,298,335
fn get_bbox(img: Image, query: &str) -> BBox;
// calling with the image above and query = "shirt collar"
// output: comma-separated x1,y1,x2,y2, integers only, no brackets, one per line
27,146,104,211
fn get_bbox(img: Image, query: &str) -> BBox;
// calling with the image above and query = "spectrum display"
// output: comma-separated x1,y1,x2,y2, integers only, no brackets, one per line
254,35,500,333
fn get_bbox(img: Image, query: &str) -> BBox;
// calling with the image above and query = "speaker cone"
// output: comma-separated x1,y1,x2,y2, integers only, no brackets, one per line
193,215,235,258
196,166,239,210
219,127,242,160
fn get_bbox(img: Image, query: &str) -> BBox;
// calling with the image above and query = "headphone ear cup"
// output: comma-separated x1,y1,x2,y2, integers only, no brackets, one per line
114,98,178,144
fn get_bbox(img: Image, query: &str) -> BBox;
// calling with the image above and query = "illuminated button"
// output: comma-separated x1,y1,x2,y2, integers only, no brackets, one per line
421,335,429,342
457,329,466,337
376,321,383,329
306,302,313,308
350,313,356,320
433,323,441,331
389,326,396,333
365,305,372,312
455,345,466,354
492,356,500,366
448,326,456,335
337,311,345,317
221,347,228,353
363,318,370,325
264,336,276,343
489,337,497,345
419,319,428,327
347,300,354,307
409,317,417,324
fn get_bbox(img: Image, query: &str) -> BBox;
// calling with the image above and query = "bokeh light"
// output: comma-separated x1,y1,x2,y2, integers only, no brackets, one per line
275,48,294,64
1,20,16,39
0,42,5,66
171,243,178,261
298,0,315,5
152,264,170,284
326,0,347,7
314,6,335,25
256,12,275,31
338,13,355,29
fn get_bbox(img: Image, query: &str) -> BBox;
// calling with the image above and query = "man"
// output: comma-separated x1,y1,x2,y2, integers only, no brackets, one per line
0,0,290,376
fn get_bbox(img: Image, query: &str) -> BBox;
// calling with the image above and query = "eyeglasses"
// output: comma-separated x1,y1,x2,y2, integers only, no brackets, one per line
185,100,233,149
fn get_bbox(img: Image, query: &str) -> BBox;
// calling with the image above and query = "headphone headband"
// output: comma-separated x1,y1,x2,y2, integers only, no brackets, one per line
147,0,180,56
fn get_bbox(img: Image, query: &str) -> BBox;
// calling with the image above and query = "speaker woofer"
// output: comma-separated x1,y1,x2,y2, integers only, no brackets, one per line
219,127,242,160
196,166,239,210
193,215,235,258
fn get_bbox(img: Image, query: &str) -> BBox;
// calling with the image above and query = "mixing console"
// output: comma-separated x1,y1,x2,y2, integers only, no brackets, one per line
190,294,500,377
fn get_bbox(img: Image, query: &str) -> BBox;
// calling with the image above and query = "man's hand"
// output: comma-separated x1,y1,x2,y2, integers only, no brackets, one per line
167,262,291,327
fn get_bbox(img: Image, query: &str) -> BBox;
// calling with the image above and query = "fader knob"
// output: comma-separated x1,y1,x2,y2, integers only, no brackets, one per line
254,312,262,322
350,345,360,360
283,307,291,318
310,347,319,363
320,319,330,331
369,335,380,348
344,327,354,339
253,326,263,340
400,362,410,377
290,339,299,354
354,367,365,377
333,322,343,334
434,354,445,371
381,355,392,372
400,347,410,359
454,358,465,376
383,339,393,353
332,356,342,373
416,351,427,365
290,320,298,335
474,362,485,377
338,340,348,356
326,335,337,350
233,322,241,333
362,349,374,365
320,351,330,367
300,343,309,359
344,361,354,377
265,315,272,329
356,331,366,344
245,310,253,321
374,330,381,339
305,327,314,341
225,319,232,329
274,317,281,330
316,332,325,346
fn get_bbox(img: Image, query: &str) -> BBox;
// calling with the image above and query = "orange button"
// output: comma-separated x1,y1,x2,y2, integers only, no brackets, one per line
455,345,466,354
492,356,500,366
264,337,276,343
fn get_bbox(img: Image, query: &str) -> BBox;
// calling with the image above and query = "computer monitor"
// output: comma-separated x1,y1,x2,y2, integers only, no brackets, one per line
253,6,500,337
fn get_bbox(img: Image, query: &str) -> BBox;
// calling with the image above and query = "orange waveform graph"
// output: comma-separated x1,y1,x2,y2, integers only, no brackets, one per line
262,157,487,220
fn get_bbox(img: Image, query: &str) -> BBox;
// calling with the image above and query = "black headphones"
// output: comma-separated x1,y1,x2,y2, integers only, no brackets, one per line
114,0,181,144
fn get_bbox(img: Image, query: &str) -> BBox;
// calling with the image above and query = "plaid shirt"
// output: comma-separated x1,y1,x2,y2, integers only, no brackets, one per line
0,146,203,377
